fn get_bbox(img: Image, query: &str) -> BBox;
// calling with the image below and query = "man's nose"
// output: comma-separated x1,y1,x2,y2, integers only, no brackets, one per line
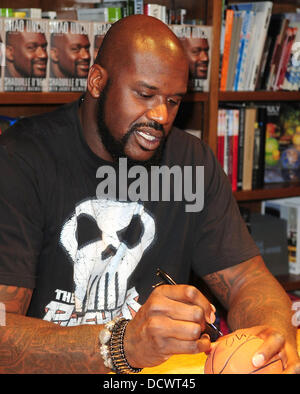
36,46,47,58
146,103,168,125
80,48,90,59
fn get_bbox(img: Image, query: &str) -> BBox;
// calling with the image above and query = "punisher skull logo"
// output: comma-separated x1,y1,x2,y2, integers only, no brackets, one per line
60,198,155,322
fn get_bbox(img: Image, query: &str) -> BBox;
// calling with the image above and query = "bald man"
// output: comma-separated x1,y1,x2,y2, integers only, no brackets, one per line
50,32,90,78
0,15,299,375
5,30,48,78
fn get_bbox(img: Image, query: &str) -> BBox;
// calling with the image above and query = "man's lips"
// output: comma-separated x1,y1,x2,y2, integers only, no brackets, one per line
134,128,163,150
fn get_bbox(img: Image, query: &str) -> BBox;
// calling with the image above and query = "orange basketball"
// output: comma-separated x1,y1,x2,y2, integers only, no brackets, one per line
204,332,284,374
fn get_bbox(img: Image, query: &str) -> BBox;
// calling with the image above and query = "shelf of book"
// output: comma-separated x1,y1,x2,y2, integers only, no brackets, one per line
234,182,300,201
219,91,300,102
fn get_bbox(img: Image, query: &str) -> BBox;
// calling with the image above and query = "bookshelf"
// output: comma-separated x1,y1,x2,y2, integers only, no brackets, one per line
1,1,300,289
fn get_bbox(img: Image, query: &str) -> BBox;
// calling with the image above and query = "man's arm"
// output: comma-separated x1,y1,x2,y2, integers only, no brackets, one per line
203,255,300,372
0,285,109,374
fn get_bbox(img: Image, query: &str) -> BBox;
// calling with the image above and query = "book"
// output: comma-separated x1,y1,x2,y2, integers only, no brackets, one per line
177,25,212,92
258,13,286,90
230,2,273,91
226,10,244,91
3,18,49,92
78,6,122,22
252,106,267,189
92,22,111,61
274,26,298,90
220,9,234,91
144,4,167,23
49,20,91,92
134,0,144,14
233,9,253,91
262,197,300,274
264,103,300,183
217,109,226,168
242,107,257,190
232,109,239,191
266,18,290,90
280,16,300,91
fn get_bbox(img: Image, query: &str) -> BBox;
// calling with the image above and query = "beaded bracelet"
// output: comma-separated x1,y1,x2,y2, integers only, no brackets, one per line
99,317,142,374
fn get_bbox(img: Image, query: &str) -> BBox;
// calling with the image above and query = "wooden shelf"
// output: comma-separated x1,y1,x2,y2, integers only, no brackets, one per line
0,92,82,105
234,183,300,201
219,91,300,102
184,92,209,102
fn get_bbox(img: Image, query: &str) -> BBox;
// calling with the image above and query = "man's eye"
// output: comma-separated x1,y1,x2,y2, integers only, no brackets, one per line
168,98,180,106
138,92,153,98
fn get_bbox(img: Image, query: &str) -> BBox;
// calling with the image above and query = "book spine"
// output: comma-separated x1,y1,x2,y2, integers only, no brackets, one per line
234,10,251,91
232,109,239,191
250,5,273,90
220,9,234,91
237,106,245,189
134,0,143,14
242,108,257,191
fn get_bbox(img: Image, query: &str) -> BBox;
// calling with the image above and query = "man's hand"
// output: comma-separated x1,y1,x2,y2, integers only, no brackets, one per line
123,284,215,368
226,326,300,374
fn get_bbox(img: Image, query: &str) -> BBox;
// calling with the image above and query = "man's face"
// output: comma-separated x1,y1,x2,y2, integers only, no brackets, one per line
54,34,91,78
184,38,209,79
7,32,48,77
96,50,188,164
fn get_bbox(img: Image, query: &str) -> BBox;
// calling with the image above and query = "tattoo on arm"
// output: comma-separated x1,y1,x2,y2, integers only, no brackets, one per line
0,285,32,315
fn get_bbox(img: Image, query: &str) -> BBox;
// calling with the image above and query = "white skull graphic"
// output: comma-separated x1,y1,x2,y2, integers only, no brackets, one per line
60,198,155,319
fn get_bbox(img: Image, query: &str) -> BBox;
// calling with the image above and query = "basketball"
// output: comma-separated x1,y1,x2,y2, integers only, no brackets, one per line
204,332,284,374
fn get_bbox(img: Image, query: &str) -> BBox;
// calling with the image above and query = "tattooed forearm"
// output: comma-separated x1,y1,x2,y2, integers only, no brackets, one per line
0,314,108,374
0,285,108,373
203,256,297,345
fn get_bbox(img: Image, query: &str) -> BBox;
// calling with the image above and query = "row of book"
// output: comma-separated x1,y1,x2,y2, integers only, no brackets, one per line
217,102,300,191
0,17,212,93
220,1,300,91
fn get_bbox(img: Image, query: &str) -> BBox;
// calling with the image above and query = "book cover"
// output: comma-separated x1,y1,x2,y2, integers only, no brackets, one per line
220,8,234,91
91,22,111,62
242,107,257,190
49,20,91,92
179,25,212,92
266,18,290,90
230,2,273,91
274,27,297,90
259,14,286,90
264,103,300,183
4,18,49,92
281,20,300,91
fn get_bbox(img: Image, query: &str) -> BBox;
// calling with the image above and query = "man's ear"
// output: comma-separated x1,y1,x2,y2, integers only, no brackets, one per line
5,45,14,62
87,63,108,98
50,47,59,62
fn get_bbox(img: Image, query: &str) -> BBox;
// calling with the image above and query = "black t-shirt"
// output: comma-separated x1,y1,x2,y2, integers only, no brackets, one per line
0,100,259,326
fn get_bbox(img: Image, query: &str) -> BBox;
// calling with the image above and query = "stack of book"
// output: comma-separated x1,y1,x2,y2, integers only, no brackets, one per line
217,102,300,191
220,1,300,91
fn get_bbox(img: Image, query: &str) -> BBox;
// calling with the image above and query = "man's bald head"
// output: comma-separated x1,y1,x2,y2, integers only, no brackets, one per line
95,15,187,76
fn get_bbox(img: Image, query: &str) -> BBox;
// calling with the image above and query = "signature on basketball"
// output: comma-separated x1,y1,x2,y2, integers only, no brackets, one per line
224,333,253,347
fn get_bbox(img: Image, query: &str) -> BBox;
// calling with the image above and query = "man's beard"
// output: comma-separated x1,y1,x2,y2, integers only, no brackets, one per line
96,84,166,170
